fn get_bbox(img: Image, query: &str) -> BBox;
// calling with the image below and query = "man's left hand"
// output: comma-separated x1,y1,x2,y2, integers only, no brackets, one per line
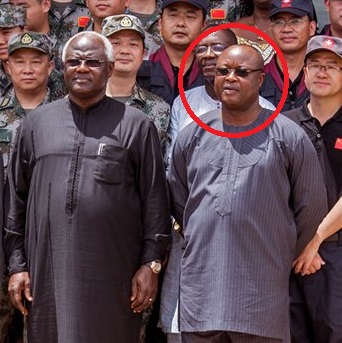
130,265,158,313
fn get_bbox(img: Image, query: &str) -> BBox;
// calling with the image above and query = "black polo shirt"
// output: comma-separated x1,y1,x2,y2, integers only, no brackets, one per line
284,100,342,209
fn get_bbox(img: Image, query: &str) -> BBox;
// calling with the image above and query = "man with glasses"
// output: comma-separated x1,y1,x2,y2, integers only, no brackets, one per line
284,35,342,343
321,0,342,38
168,43,327,343
4,31,170,343
260,0,317,110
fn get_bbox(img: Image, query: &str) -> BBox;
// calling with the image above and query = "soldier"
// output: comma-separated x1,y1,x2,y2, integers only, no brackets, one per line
85,0,128,32
0,4,26,97
126,0,163,58
48,0,91,46
103,14,170,159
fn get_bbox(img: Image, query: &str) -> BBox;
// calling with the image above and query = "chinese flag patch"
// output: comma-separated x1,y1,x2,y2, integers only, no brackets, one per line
78,16,90,28
335,138,342,150
210,9,226,20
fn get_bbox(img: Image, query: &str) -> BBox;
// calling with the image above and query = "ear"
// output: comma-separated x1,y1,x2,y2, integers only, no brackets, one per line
309,20,317,37
47,59,54,77
42,0,51,14
303,66,309,88
5,61,11,76
258,72,265,88
108,61,114,78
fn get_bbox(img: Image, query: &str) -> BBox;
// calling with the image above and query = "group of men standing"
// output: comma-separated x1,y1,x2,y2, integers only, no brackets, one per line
0,0,341,343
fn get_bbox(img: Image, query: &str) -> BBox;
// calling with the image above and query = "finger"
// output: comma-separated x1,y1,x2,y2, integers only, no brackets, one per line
24,281,33,302
131,290,148,313
9,289,27,315
130,279,138,302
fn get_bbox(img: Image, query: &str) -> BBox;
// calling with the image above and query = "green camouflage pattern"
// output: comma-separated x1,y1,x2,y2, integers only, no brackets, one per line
126,9,163,58
126,83,170,157
207,0,246,24
48,0,90,47
0,4,26,28
102,14,146,40
0,62,13,98
0,89,53,168
8,32,53,56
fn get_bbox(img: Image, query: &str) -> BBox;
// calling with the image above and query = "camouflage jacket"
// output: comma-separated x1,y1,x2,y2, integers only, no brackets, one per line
0,89,53,168
126,9,163,58
126,83,170,157
0,63,13,98
48,0,90,46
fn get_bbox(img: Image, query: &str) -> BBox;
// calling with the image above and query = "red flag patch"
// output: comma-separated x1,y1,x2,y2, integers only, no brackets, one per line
335,138,342,150
78,16,90,28
210,9,226,20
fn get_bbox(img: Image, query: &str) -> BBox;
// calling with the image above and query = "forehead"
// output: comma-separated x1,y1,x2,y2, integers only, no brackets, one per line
10,48,47,57
66,36,105,57
216,46,255,65
0,26,22,32
307,50,341,62
10,0,39,5
272,12,306,20
199,31,234,46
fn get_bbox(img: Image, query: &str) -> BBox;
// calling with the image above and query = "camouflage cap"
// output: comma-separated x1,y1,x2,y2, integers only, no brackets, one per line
102,14,146,40
8,32,53,56
0,4,26,28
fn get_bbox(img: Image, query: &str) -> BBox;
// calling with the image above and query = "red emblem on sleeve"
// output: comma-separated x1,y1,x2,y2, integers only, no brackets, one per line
210,9,226,20
335,138,342,150
78,16,90,28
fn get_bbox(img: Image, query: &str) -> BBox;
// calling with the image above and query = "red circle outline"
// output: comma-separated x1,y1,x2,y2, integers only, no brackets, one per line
178,23,289,138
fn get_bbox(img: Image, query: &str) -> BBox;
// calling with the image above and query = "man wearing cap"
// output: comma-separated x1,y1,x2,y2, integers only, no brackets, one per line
321,0,342,38
102,14,170,158
284,35,342,343
260,0,317,110
0,4,26,97
137,0,206,106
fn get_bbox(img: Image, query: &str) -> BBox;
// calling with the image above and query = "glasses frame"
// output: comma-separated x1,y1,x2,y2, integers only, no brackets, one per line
215,67,263,78
65,59,107,68
195,44,228,56
305,62,342,75
271,18,310,30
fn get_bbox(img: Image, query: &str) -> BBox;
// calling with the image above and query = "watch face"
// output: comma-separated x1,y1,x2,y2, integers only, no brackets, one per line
149,261,162,274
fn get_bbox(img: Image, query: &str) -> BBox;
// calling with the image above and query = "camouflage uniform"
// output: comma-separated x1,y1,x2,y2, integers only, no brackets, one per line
207,0,246,25
126,9,163,58
126,83,170,157
48,0,90,46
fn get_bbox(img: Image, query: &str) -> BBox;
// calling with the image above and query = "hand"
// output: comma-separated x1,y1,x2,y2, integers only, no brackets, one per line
293,239,325,276
8,272,33,315
130,265,158,314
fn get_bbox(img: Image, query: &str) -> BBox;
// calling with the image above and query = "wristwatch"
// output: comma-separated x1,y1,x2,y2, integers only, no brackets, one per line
146,260,162,274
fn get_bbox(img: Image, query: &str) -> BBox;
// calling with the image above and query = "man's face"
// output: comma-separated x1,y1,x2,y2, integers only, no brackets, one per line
7,48,53,93
270,13,316,54
304,51,342,99
9,0,50,32
214,46,265,111
86,0,129,21
108,30,144,76
63,36,113,102
325,0,342,33
160,2,205,49
0,26,23,61
195,31,236,82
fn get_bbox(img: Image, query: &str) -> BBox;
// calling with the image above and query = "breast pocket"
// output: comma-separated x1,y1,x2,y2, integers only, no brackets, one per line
93,144,128,184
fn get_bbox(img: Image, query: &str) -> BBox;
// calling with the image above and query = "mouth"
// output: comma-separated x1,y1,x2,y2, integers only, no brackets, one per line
96,3,109,9
173,31,187,37
280,36,296,43
222,84,239,94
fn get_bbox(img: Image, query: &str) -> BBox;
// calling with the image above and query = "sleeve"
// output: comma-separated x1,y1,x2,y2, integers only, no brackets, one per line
0,152,4,279
289,133,328,254
139,120,171,264
4,120,35,275
168,135,189,230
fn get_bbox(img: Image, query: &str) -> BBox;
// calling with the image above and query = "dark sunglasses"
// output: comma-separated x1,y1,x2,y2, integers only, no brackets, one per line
65,59,106,68
215,67,263,78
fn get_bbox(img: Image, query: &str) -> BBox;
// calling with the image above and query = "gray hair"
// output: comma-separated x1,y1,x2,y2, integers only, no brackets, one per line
62,31,114,62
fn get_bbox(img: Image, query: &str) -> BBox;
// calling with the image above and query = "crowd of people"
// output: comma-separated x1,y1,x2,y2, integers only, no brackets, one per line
0,0,341,342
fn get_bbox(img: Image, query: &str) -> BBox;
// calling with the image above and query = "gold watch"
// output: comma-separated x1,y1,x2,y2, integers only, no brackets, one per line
146,260,162,274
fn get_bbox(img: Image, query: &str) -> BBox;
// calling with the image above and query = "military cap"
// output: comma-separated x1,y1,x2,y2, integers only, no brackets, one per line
8,32,53,56
269,0,316,21
102,14,146,40
305,35,342,62
0,4,26,28
161,0,208,11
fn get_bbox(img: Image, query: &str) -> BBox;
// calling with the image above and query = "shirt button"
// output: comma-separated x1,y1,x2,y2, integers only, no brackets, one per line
317,133,321,138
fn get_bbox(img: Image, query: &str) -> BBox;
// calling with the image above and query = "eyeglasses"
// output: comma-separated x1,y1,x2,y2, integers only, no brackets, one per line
215,67,263,78
65,59,106,68
195,44,227,56
305,62,342,75
271,18,309,30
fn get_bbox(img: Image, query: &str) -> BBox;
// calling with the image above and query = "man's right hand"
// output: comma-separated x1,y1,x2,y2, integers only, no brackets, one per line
8,272,33,315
